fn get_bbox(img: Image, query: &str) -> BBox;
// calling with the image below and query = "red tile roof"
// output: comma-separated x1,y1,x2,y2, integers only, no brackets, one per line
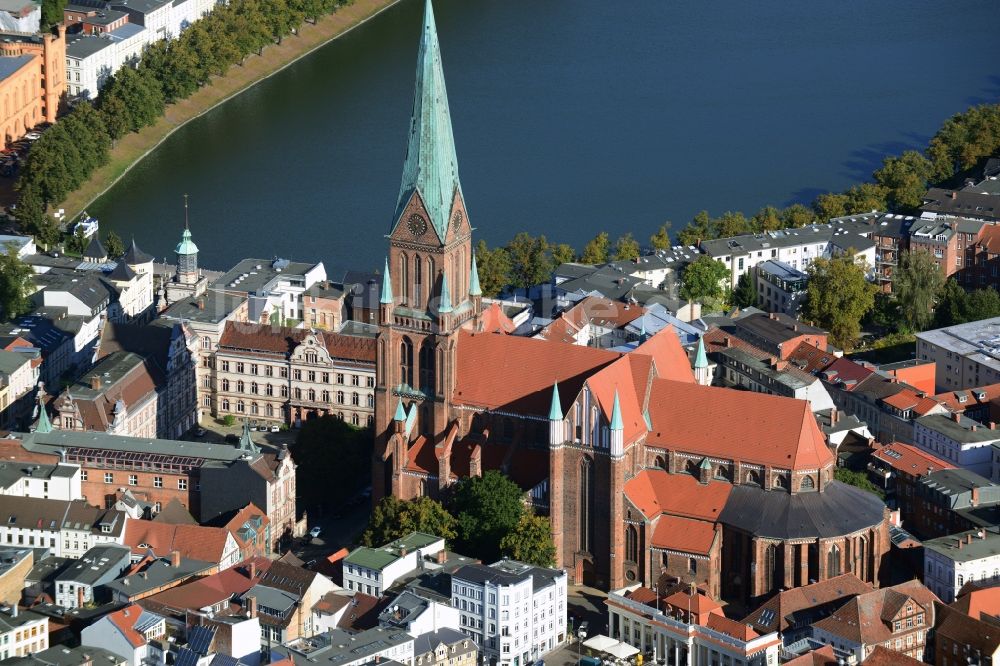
702,328,816,385
650,515,717,556
782,645,837,666
934,383,1000,413
978,225,1000,254
646,380,833,469
104,605,156,648
861,646,924,665
742,573,874,634
624,470,731,521
704,614,758,641
476,302,516,334
820,357,875,388
142,559,270,612
871,442,953,477
952,586,1000,620
787,342,838,374
124,521,233,564
811,580,938,645
218,323,375,363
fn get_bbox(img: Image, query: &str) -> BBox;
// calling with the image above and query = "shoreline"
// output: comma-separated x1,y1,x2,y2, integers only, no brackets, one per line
59,0,405,221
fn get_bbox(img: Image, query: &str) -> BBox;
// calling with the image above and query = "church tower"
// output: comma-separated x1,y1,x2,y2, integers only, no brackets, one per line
375,0,478,500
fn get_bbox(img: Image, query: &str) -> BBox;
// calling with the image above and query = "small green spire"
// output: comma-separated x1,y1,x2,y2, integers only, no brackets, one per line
381,257,393,305
36,399,52,434
394,400,407,421
238,420,259,454
175,228,198,256
694,337,708,369
439,271,452,313
610,389,623,431
469,251,481,297
548,382,562,421
699,456,712,470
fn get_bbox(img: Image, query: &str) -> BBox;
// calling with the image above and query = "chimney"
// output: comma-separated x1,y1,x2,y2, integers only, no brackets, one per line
972,424,979,432
769,313,777,320
830,408,838,426
953,412,961,422
248,561,256,579
197,298,205,310
723,336,731,348
990,422,996,431
90,376,101,390
793,324,798,332
967,533,974,544
170,550,181,568
972,486,980,507
245,596,257,618
399,547,408,557
950,191,958,200
436,550,447,564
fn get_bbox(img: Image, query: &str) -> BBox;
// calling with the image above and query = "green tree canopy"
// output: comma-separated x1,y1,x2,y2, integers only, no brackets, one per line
834,468,885,500
751,206,782,233
927,104,1000,182
715,211,750,238
580,232,609,265
804,253,877,348
893,249,944,332
781,204,816,228
613,233,641,261
732,271,757,309
549,243,576,269
813,192,850,221
13,185,59,248
0,245,34,322
361,496,457,547
680,256,729,306
499,512,555,567
649,223,671,251
506,232,550,289
104,231,125,259
474,240,511,298
874,151,934,211
676,211,712,246
447,470,525,563
934,280,1000,328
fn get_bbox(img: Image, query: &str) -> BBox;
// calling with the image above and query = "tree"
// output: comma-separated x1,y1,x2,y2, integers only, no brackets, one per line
715,211,750,238
874,151,934,211
781,204,816,228
680,256,729,305
474,240,511,298
893,250,944,332
499,512,555,567
104,231,125,259
40,0,66,28
649,223,671,251
580,232,609,264
65,226,89,256
0,245,33,322
804,254,876,348
549,243,576,268
676,210,712,246
843,183,889,214
98,93,131,142
361,496,457,547
447,470,525,563
927,105,1000,182
751,206,782,232
813,192,850,221
14,186,59,248
506,232,550,289
933,278,968,328
732,272,757,308
834,468,885,500
613,233,641,261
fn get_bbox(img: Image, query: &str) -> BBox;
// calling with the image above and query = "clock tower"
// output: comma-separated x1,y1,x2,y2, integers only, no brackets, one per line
374,0,480,500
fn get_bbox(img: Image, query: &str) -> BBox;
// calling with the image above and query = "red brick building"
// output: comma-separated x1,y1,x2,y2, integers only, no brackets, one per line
374,0,890,603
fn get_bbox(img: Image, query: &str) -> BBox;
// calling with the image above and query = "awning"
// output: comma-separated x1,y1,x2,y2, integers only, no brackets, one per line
604,643,640,660
582,635,618,652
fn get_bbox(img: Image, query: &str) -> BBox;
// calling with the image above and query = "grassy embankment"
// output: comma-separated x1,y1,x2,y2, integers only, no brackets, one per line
60,0,403,219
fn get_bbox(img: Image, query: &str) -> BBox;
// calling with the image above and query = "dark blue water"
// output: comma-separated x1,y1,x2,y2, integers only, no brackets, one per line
90,0,1000,275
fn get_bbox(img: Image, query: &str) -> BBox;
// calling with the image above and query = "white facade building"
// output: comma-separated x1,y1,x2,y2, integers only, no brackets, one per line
0,607,49,660
0,461,82,501
916,317,1000,392
81,605,167,665
913,413,1000,478
55,544,131,608
343,532,445,597
451,559,567,666
65,23,147,99
924,529,1000,603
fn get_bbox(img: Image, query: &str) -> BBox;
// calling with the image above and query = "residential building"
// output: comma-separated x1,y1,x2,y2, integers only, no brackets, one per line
0,310,84,387
0,348,39,429
64,23,146,99
63,4,129,34
343,532,445,597
0,26,65,144
0,606,49,659
753,260,807,315
411,628,476,666
0,496,125,556
922,188,1000,223
0,0,39,32
220,502,271,561
303,281,346,331
916,316,1000,392
123,520,240,570
378,590,460,636
81,604,167,665
913,412,1000,477
728,312,829,361
959,224,1000,290
924,528,1000,603
106,0,171,40
606,586,780,666
871,214,915,293
139,557,270,622
241,558,338,645
60,500,127,558
533,296,644,349
913,469,1000,539
0,548,33,605
869,442,953,527
213,322,376,427
810,579,938,662
450,559,566,666
934,602,1000,666
275,627,414,666
9,644,127,664
54,543,131,608
0,458,81,501
212,257,327,325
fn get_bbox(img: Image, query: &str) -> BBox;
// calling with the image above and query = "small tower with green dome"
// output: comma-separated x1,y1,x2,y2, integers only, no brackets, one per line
165,194,209,306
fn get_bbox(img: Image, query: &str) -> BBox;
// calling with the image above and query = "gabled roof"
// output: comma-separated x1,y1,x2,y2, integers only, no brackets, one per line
650,515,717,556
742,573,873,633
103,605,163,649
646,379,832,469
952,586,1000,620
624,469,731,521
871,442,953,477
811,580,938,645
124,521,233,563
106,260,136,282
142,558,270,612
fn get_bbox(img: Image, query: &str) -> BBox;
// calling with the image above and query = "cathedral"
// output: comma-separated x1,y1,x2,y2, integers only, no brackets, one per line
374,0,890,604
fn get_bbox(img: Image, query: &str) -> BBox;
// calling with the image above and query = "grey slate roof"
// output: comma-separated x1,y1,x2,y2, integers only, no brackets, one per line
54,544,130,586
160,290,246,325
0,55,33,83
21,430,249,463
83,236,107,261
123,239,153,264
718,481,886,540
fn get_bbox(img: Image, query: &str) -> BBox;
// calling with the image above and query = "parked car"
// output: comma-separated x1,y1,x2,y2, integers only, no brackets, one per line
270,424,280,432
309,526,322,539
24,132,40,141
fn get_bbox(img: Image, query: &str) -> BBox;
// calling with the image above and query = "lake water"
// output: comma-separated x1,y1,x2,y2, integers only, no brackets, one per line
89,0,1000,275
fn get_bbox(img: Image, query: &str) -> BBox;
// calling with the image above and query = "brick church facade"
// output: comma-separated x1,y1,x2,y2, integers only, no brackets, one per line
374,0,890,604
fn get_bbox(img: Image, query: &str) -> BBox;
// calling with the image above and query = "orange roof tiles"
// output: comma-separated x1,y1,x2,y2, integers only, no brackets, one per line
632,325,695,384
782,645,837,666
704,614,758,641
651,515,717,556
742,573,874,634
872,442,953,477
476,302,516,334
105,605,155,648
861,646,924,665
811,580,938,646
787,342,838,374
935,383,1000,412
124,521,232,564
702,328,815,385
624,470,731,521
144,558,270,612
978,225,1000,254
953,586,1000,620
646,379,833,469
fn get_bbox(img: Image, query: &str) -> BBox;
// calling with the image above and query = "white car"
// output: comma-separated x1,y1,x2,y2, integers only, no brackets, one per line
24,132,41,141
309,526,322,539
270,425,280,432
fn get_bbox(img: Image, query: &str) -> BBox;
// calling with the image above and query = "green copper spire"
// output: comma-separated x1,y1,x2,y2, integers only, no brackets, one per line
394,400,407,421
36,399,52,434
699,456,712,470
439,271,452,313
694,337,708,369
610,389,623,431
469,251,481,297
175,228,198,256
393,0,463,241
548,382,561,421
381,257,393,305
238,420,259,455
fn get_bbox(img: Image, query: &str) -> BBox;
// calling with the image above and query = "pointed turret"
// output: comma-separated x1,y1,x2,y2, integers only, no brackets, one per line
694,337,708,368
693,337,712,386
548,382,562,421
393,0,463,240
610,389,623,431
36,396,52,434
237,420,260,455
123,237,153,265
469,252,481,297
438,271,453,314
380,257,393,305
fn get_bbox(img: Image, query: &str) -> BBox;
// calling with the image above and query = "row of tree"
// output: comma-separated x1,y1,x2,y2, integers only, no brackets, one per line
15,0,356,244
361,471,556,567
